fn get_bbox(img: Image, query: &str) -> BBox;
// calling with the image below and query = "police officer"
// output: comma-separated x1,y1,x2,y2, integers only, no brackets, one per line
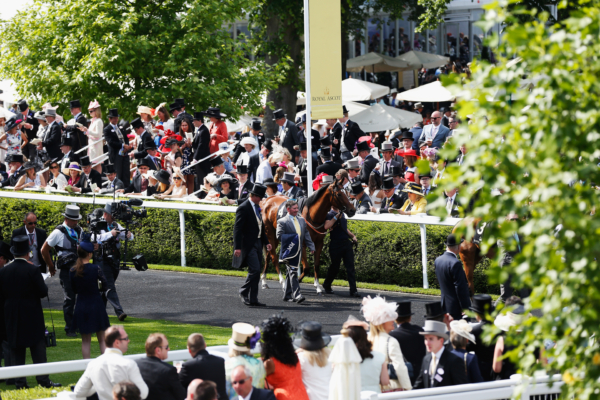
96,202,134,321
322,206,360,298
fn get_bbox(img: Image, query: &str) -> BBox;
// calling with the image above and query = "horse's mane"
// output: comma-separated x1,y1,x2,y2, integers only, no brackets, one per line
305,183,331,210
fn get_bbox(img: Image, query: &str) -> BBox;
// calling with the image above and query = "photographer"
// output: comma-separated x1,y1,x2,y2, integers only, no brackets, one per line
93,202,134,322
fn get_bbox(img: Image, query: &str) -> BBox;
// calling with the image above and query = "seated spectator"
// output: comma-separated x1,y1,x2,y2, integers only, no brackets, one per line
163,138,184,173
148,170,171,196
398,182,427,215
63,162,86,192
349,181,373,214
295,322,332,400
75,325,149,400
231,365,276,400
197,175,218,200
225,323,266,399
14,161,45,190
186,379,202,400
156,169,188,199
217,174,239,204
97,163,124,194
449,320,484,383
263,178,281,197
136,333,186,400
113,381,142,400
261,315,309,400
180,333,228,400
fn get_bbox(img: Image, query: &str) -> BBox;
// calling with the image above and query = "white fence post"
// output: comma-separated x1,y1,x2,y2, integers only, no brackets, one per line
420,223,429,289
179,210,186,267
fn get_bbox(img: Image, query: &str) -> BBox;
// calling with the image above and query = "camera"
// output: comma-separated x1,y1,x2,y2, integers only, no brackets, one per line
87,208,108,233
111,199,148,222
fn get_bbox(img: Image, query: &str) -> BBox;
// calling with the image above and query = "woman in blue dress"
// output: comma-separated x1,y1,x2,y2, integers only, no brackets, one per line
450,320,484,383
70,239,110,359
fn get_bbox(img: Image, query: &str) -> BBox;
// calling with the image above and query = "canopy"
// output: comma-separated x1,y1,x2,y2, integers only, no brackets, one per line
395,81,455,102
0,79,19,108
295,101,368,121
351,104,423,132
346,52,411,73
225,115,259,133
342,78,390,101
396,50,449,70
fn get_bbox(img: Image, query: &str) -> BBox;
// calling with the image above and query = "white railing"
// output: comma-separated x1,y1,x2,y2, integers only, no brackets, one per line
0,191,461,288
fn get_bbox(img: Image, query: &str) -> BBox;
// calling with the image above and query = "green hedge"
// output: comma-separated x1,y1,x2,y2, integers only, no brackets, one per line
0,197,495,294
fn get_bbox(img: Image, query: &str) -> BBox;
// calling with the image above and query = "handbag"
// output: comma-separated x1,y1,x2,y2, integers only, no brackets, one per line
45,296,57,347
386,337,414,381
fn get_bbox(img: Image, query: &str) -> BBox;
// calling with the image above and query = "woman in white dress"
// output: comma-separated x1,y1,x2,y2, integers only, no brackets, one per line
137,105,155,133
365,171,384,211
14,162,45,191
295,322,332,400
155,103,174,133
78,100,104,173
156,168,188,199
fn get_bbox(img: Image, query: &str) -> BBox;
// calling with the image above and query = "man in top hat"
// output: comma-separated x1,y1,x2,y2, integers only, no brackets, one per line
337,105,365,161
104,108,132,186
191,111,211,188
465,294,496,381
379,141,401,176
234,165,253,205
389,301,426,385
375,176,405,214
413,320,468,389
414,102,424,115
78,156,104,189
357,141,378,184
299,113,321,154
0,236,61,389
344,158,361,184
42,108,63,160
420,172,433,196
320,134,341,163
141,141,162,171
41,205,86,337
64,99,88,153
132,117,155,153
98,164,124,194
207,156,227,190
273,109,299,159
59,136,81,171
118,158,154,195
393,130,415,163
326,117,342,150
349,181,372,214
316,147,343,177
295,142,315,190
233,183,272,306
1,154,25,187
389,166,405,193
280,172,305,199
11,211,48,274
434,234,471,321
16,100,40,160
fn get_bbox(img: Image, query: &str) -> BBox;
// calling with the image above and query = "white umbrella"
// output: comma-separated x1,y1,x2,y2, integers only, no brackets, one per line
342,78,390,101
396,81,455,102
396,50,450,70
346,52,411,73
351,103,423,132
295,101,369,121
0,79,19,108
225,115,259,133
329,336,362,400
0,106,16,120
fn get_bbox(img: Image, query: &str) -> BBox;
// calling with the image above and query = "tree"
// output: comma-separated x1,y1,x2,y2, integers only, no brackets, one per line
0,0,273,120
432,0,600,397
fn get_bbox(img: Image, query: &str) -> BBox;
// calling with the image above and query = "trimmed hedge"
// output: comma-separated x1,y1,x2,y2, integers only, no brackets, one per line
0,197,495,294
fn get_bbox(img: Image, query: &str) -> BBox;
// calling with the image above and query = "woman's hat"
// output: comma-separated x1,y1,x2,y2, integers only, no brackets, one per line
33,111,46,122
0,241,14,261
216,142,235,156
272,109,286,120
293,321,331,351
494,306,525,332
350,182,364,196
88,100,101,110
137,106,153,116
107,108,120,118
10,235,30,256
62,205,83,221
419,320,448,340
445,233,464,247
382,177,395,190
424,301,444,319
172,169,186,182
450,320,476,344
155,170,171,185
21,161,38,172
79,241,95,253
280,172,296,185
5,117,21,131
228,323,259,352
240,137,257,148
249,183,267,197
361,295,398,326
236,165,249,175
396,301,414,318
62,162,82,176
216,174,238,186
165,138,185,148
469,294,494,315
205,107,227,119
402,182,423,195
397,149,418,158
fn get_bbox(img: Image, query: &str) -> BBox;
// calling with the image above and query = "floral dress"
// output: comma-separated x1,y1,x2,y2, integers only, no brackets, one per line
181,145,195,176
6,131,22,155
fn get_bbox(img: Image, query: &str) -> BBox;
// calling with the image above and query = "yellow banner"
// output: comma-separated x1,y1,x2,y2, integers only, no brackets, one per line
308,0,342,119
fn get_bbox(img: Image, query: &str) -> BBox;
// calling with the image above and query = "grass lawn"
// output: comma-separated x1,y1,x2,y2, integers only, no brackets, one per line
1,310,231,400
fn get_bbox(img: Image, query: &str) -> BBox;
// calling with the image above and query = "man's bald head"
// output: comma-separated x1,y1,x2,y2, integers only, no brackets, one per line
431,111,442,126
186,379,203,400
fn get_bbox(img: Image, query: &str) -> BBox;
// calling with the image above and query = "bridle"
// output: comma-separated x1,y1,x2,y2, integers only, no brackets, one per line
305,182,351,235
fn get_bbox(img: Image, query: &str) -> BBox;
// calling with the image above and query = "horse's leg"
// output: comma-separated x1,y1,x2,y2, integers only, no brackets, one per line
313,241,324,295
260,230,275,289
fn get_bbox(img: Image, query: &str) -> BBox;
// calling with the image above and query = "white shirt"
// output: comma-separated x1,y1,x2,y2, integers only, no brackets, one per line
298,352,331,400
239,388,253,400
255,160,272,184
97,221,134,243
446,193,457,215
74,348,149,400
280,120,289,143
46,222,79,257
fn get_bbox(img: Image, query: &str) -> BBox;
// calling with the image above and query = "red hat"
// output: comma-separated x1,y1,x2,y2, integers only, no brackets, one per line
397,149,418,158
357,136,375,148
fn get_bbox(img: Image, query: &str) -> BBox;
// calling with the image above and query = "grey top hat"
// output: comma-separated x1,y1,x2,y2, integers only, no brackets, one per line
419,320,449,340
280,172,296,185
381,141,395,151
62,205,82,221
322,175,334,184
45,108,57,118
345,159,360,170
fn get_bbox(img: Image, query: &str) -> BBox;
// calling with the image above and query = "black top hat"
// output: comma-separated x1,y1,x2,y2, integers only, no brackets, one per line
169,102,182,112
10,235,30,257
79,156,91,167
320,135,332,146
175,98,186,106
263,178,277,187
104,163,116,174
299,142,308,151
356,141,370,153
131,117,144,130
424,301,445,319
236,165,249,175
137,158,155,169
249,183,267,197
193,112,204,121
342,105,349,114
107,108,119,118
389,166,403,177
250,119,261,131
155,169,171,185
350,182,364,196
272,109,286,120
0,241,13,261
60,136,72,148
469,294,494,315
17,100,29,112
419,171,433,179
320,147,331,158
440,107,447,113
205,107,227,119
293,321,331,351
210,157,224,168
144,141,157,151
399,131,414,141
69,99,81,109
4,117,20,132
445,233,464,247
382,176,395,190
263,138,273,152
7,154,24,164
396,301,415,318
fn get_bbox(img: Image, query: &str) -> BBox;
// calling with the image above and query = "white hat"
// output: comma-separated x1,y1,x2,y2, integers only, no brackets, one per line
390,88,398,94
361,295,398,326
240,137,258,148
137,105,153,115
228,322,258,352
494,305,525,332
449,319,476,343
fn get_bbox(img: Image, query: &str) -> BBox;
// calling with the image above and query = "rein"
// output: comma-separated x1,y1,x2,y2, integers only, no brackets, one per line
305,185,348,235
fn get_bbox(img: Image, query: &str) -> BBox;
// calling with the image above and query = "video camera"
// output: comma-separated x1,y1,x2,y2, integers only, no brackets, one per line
87,208,108,233
111,199,148,222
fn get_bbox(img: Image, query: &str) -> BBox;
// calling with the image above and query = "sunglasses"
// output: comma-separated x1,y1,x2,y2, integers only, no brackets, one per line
158,345,170,350
50,165,59,169
27,222,37,226
231,379,247,386
173,177,182,180
431,117,441,120
117,336,130,342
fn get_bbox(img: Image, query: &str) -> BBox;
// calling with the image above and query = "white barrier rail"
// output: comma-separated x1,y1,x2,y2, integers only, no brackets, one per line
0,191,461,288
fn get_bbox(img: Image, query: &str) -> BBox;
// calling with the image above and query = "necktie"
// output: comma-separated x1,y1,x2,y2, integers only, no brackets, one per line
446,197,453,215
114,125,124,142
384,162,389,175
253,204,261,219
292,216,301,235
141,177,148,192
29,233,34,246
430,353,437,383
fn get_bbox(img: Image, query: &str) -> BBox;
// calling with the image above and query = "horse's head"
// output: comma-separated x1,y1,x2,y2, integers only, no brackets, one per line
329,177,356,218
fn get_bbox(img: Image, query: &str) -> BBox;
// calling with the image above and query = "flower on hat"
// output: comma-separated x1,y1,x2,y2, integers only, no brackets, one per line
361,295,398,326
449,319,476,344
248,327,261,349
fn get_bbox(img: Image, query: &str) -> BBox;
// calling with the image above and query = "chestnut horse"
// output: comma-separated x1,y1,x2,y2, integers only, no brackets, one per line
260,178,356,294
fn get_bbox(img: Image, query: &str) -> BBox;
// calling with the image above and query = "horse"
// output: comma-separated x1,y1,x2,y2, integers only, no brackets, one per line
260,178,356,294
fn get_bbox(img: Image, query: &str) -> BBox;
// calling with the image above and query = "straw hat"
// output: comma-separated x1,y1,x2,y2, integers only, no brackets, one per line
137,105,154,116
62,162,82,176
228,323,260,352
449,319,476,344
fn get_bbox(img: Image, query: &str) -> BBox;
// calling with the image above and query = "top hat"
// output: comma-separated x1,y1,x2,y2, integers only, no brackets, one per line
440,107,447,113
469,294,494,315
320,147,331,158
396,301,415,318
389,166,403,177
10,235,30,256
45,108,57,118
342,105,349,114
419,320,449,340
263,178,277,187
60,136,72,148
175,98,185,106
350,181,364,196
299,142,308,151
169,102,182,112
272,109,286,120
228,323,258,352
320,135,332,147
251,119,261,131
400,131,414,141
154,169,171,185
424,301,444,319
17,100,29,112
262,138,273,152
356,141,370,153
280,172,296,185
419,171,432,179
205,107,227,119
381,141,395,151
4,117,21,132
143,141,157,151
104,163,116,174
249,183,267,197
193,112,204,121
69,99,82,109
131,117,144,130
7,154,24,164
79,156,91,167
445,233,464,247
62,205,83,221
107,108,119,118
402,182,423,195
236,165,249,175
382,176,395,190
137,158,155,169
293,321,331,351
321,175,334,184
210,157,224,168
0,241,14,261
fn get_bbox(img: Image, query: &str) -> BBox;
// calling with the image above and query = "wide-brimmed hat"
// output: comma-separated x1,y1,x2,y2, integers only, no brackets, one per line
249,183,267,197
33,111,46,122
361,295,398,326
272,109,286,120
137,106,153,116
445,233,464,247
293,321,331,351
216,142,235,156
280,172,296,185
210,157,224,168
69,99,82,109
107,108,120,118
165,138,185,148
402,182,423,195
62,205,82,221
131,117,144,130
396,301,415,318
216,174,238,186
240,137,257,148
419,320,448,340
0,241,14,261
21,161,38,173
10,235,30,256
382,177,395,190
250,119,261,131
5,117,21,131
155,169,171,185
424,301,444,319
350,182,364,196
62,162,82,176
6,154,24,164
356,141,370,153
321,175,334,184
398,149,418,158
228,323,260,352
205,107,226,119
469,294,495,315
494,306,525,332
450,320,476,344
345,159,360,170
381,141,395,151
88,100,101,110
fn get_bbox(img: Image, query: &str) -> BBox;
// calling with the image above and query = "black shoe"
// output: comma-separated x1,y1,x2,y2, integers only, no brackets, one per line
6,378,15,385
240,294,251,306
250,302,266,307
118,313,128,322
296,296,306,304
15,384,29,390
65,331,77,337
284,298,295,302
350,292,362,298
39,381,62,389
323,288,334,294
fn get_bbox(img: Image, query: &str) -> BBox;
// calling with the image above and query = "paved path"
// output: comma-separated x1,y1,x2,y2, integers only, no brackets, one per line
46,269,436,334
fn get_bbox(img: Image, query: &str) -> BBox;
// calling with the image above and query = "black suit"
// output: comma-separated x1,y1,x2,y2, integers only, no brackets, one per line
466,321,495,381
389,323,426,384
283,185,305,199
136,356,186,400
11,227,47,273
85,169,104,188
298,155,317,190
235,181,254,205
330,122,343,149
316,160,343,177
8,167,23,187
414,349,468,389
379,159,401,177
280,120,299,158
43,122,63,159
249,388,277,400
72,113,89,153
341,120,364,155
192,124,211,188
124,171,144,194
435,252,471,320
144,155,161,171
379,193,404,213
353,193,373,214
104,123,131,186
359,155,378,184
137,131,155,152
179,349,228,400
20,110,40,159
99,177,124,194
